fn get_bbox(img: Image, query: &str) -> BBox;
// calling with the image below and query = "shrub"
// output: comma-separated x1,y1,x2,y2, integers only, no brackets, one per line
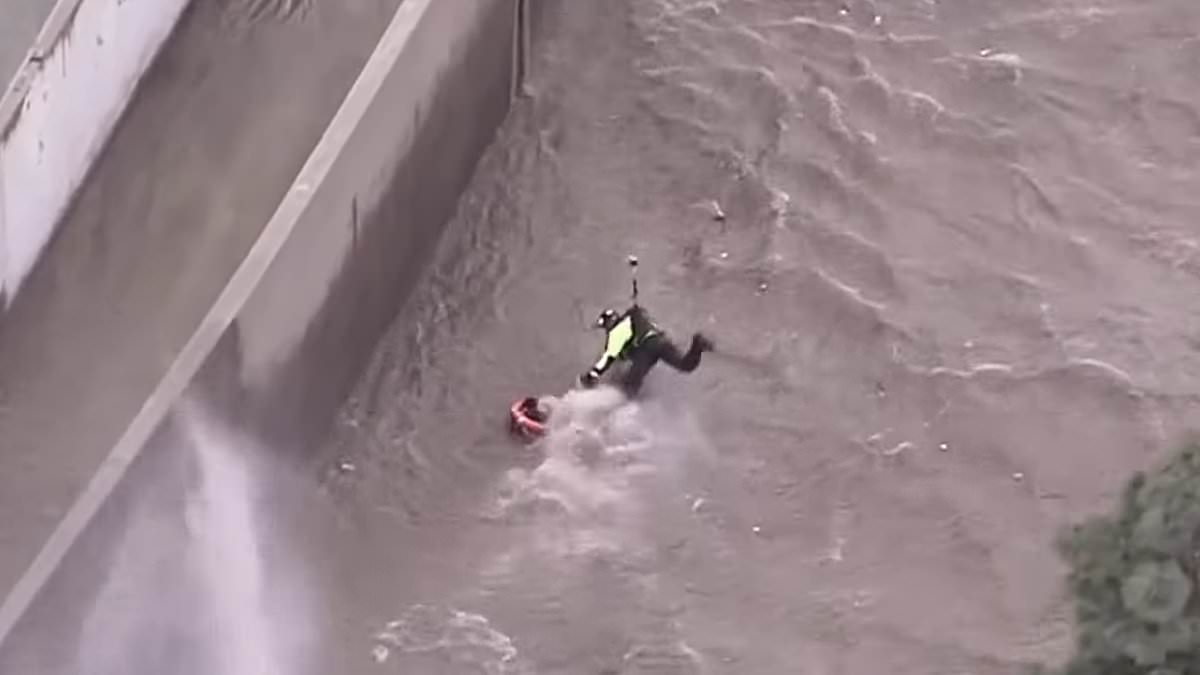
1050,443,1200,675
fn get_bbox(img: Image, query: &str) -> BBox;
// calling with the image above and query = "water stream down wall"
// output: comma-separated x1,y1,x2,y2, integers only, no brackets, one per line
0,0,551,670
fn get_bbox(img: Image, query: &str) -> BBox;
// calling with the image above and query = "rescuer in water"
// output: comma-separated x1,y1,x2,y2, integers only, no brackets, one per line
510,256,713,440
578,256,713,396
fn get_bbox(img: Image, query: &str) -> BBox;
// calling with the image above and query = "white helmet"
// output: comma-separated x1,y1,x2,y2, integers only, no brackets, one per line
596,308,620,329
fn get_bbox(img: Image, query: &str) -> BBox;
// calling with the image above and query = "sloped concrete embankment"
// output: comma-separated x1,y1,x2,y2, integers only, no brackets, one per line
0,0,550,671
0,0,189,311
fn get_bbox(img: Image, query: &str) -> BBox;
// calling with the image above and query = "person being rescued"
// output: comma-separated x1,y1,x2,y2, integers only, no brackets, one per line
578,302,714,396
510,396,552,439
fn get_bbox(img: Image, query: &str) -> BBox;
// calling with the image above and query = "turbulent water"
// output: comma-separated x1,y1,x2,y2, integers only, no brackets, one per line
303,0,1200,673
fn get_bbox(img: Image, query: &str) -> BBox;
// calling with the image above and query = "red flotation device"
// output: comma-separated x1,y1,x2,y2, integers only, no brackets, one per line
509,396,548,440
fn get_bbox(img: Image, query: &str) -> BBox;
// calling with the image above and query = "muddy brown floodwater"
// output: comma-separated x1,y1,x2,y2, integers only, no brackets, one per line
296,0,1200,673
11,0,1200,672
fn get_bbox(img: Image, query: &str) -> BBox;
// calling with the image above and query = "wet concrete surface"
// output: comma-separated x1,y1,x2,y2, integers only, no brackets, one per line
0,0,56,90
295,0,1200,673
0,0,402,615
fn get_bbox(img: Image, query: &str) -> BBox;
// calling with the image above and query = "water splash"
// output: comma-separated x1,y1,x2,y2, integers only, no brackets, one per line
72,397,302,675
372,605,524,674
181,400,279,675
491,387,652,516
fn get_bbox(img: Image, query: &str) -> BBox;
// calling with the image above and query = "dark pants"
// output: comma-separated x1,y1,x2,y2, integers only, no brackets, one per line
620,333,705,395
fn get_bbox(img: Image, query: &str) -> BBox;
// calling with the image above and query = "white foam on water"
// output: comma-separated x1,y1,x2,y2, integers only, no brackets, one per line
482,383,715,590
493,387,652,514
372,605,524,674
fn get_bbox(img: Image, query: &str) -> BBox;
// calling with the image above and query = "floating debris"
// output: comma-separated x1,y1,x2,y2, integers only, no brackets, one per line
710,200,726,221
852,590,874,608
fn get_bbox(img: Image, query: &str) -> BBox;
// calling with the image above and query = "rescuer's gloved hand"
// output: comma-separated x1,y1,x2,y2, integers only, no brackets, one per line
579,370,599,388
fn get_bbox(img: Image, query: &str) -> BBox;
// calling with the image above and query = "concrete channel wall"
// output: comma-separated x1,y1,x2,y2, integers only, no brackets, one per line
0,0,550,668
0,0,189,312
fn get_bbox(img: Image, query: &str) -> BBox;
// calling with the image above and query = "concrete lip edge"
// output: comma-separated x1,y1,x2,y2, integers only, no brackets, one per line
1,0,192,310
1,0,88,136
0,0,436,648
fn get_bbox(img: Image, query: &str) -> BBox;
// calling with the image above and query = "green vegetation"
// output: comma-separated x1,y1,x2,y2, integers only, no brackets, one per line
1047,443,1200,675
